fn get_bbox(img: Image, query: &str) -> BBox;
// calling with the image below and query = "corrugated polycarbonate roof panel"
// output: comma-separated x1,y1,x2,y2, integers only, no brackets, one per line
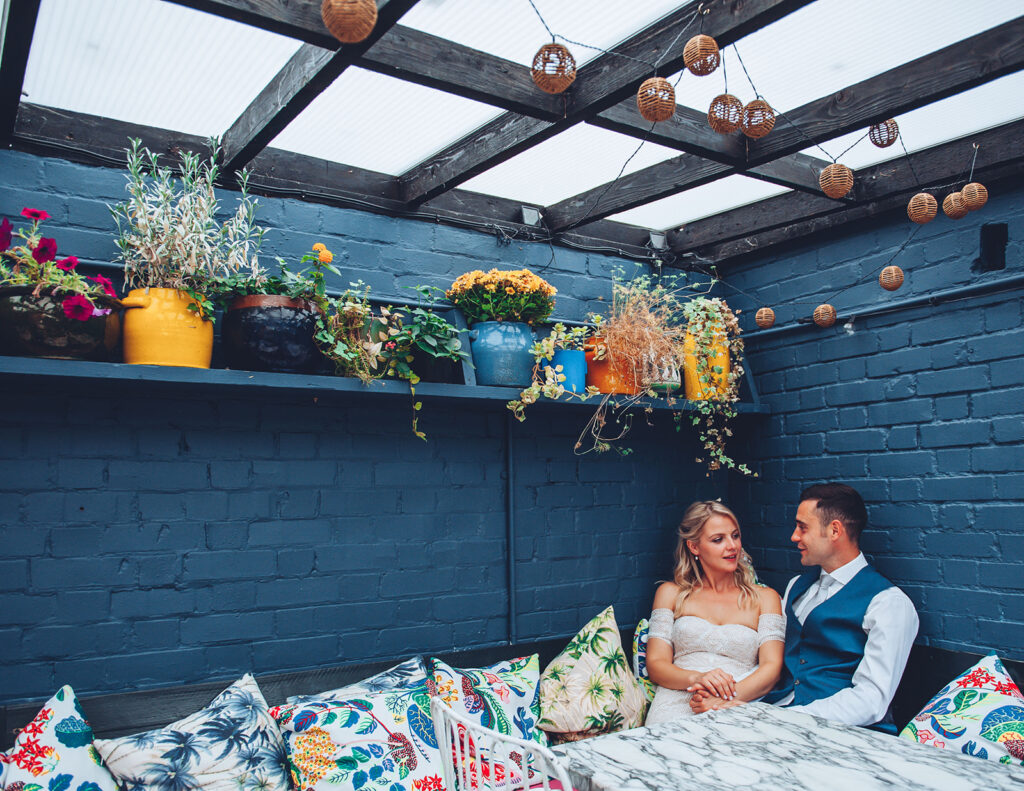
22,0,303,138
668,0,1023,116
268,67,505,176
458,124,682,207
400,0,687,69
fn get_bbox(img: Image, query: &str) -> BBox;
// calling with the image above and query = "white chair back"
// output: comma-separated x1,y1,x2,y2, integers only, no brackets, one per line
429,696,573,791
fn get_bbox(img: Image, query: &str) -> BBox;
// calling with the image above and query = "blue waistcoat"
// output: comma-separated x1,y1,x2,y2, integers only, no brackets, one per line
765,564,895,731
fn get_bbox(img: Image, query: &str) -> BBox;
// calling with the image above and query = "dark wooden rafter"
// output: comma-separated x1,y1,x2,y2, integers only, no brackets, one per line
745,15,1024,166
0,0,42,142
670,117,1024,261
219,0,420,174
397,0,817,206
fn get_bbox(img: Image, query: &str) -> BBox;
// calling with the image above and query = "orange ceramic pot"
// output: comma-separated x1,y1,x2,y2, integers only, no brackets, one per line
121,287,213,368
585,337,640,395
682,332,730,400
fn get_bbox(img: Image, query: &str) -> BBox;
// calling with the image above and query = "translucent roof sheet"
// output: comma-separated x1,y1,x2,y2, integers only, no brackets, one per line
22,0,302,138
459,124,681,207
269,68,503,176
400,0,685,68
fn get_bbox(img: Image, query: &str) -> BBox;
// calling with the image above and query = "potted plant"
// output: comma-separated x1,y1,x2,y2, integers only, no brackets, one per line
209,242,338,374
445,268,556,387
0,208,121,360
109,137,266,368
507,323,599,421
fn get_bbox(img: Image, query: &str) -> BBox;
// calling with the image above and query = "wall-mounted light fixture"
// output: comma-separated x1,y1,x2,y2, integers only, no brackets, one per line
648,231,668,250
521,206,543,227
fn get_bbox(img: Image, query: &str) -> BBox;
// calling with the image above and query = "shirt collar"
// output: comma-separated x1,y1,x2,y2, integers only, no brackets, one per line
820,552,867,587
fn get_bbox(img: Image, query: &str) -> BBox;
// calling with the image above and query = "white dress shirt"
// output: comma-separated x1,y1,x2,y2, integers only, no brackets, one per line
777,553,919,727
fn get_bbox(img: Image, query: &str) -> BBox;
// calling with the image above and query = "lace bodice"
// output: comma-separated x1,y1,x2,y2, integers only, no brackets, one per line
645,609,786,725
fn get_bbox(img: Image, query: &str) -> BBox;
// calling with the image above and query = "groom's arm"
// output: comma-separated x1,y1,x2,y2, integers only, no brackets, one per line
787,587,919,726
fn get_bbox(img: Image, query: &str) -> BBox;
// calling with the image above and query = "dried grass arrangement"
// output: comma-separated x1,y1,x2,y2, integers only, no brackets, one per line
531,43,576,94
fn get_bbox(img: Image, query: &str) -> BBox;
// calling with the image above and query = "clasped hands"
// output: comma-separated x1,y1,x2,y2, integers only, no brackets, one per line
686,668,744,714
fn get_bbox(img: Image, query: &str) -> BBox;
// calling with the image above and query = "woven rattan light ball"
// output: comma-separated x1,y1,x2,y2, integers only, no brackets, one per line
708,94,743,134
684,34,720,76
869,119,899,148
637,77,675,122
907,192,938,224
755,307,776,329
819,163,854,199
962,182,989,211
943,192,969,219
321,0,377,44
813,304,837,328
742,99,775,139
879,265,904,291
531,43,576,94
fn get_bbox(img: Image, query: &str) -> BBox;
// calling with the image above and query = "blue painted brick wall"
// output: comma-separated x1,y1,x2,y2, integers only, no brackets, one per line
724,183,1024,661
0,150,720,704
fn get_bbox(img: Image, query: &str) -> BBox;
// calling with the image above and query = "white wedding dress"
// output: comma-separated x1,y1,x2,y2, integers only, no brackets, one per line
644,608,786,725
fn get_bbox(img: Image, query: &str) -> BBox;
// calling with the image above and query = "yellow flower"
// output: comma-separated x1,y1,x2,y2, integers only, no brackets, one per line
312,243,326,252
485,283,497,291
505,287,515,295
318,249,333,263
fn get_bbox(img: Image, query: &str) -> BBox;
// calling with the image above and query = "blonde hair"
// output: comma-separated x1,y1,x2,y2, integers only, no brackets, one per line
671,500,760,616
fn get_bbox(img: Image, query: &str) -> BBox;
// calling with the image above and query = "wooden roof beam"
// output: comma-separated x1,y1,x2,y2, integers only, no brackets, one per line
0,0,42,142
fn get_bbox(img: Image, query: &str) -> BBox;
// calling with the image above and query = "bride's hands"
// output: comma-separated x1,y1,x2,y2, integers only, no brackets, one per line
687,668,736,700
689,693,743,714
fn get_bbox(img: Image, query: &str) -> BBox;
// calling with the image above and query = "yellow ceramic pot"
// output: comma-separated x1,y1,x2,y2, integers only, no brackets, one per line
121,288,213,368
683,332,730,400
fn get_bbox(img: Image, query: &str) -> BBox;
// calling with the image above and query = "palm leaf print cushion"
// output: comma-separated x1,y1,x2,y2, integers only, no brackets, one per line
94,674,289,791
900,653,1024,766
0,685,118,791
538,605,648,741
286,658,427,705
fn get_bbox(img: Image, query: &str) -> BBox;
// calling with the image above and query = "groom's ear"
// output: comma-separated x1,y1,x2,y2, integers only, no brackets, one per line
828,519,846,541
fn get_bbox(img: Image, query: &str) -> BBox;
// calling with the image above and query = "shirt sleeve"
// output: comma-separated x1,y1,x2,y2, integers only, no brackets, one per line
648,608,674,644
787,586,919,726
757,613,786,646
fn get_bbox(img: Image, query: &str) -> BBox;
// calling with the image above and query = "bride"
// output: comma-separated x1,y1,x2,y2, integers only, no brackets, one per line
645,500,785,724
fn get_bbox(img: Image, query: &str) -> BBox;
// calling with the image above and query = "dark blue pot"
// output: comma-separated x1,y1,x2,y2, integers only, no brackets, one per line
543,349,587,393
469,321,534,386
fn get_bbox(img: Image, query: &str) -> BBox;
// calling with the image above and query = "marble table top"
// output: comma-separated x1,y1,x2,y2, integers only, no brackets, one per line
553,702,1024,791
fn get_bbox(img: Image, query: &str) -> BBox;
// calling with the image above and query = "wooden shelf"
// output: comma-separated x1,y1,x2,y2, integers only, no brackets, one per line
0,356,770,414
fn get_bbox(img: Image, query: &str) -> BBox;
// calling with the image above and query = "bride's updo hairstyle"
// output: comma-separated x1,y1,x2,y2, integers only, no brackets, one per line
671,500,760,615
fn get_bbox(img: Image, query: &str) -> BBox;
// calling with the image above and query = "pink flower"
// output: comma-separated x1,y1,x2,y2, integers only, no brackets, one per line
0,218,11,252
62,294,94,321
56,256,78,272
21,208,50,222
92,307,112,317
90,273,117,297
32,237,57,263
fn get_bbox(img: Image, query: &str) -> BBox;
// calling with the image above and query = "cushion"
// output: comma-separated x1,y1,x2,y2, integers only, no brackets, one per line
899,653,1024,766
0,685,118,791
429,654,545,747
286,657,427,704
631,619,657,702
271,676,445,791
94,674,289,791
538,605,648,741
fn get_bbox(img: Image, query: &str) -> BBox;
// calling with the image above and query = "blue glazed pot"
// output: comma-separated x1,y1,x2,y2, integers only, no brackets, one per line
469,321,534,386
543,349,587,393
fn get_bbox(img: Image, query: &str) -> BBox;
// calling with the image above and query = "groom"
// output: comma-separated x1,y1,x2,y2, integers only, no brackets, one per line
691,484,919,732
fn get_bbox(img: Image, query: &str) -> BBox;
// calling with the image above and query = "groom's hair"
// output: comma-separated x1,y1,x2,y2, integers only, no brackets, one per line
800,483,867,545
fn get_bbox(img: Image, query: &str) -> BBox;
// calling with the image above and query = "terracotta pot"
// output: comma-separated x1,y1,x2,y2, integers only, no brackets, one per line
0,289,120,361
682,332,730,400
121,287,213,368
222,294,324,374
584,337,640,395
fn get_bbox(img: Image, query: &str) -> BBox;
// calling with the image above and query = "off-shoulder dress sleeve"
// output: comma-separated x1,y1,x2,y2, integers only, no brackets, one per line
649,607,674,644
757,612,786,646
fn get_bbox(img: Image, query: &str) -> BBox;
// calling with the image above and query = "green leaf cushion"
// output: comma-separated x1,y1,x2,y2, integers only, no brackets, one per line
900,653,1024,766
0,686,117,791
538,605,649,740
429,654,545,746
271,676,445,791
94,674,289,791
632,619,657,703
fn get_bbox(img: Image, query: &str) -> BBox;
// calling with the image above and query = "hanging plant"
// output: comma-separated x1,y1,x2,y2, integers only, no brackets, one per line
507,323,599,421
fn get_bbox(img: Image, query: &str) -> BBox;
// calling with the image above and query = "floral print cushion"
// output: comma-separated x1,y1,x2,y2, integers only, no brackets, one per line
271,676,445,791
631,619,657,703
286,658,427,705
0,685,118,791
429,654,545,746
94,674,289,791
538,605,648,740
900,653,1024,766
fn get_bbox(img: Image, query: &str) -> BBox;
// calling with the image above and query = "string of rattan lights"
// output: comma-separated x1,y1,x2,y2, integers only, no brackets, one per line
320,0,377,44
531,43,577,93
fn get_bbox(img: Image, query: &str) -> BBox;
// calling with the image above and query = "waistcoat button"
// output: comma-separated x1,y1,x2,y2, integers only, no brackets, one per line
794,679,801,685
